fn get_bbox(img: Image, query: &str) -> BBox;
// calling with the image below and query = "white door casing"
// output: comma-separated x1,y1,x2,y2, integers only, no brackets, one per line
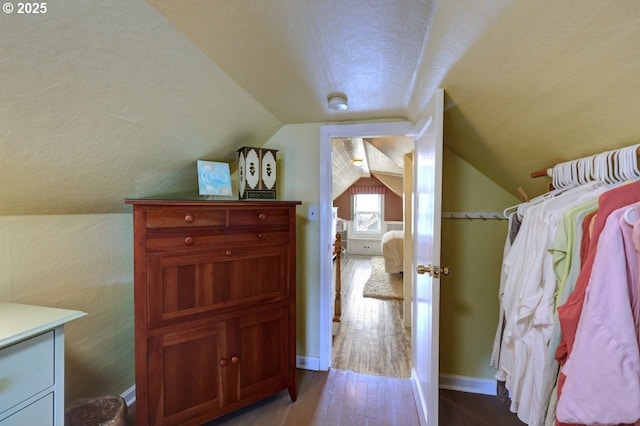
318,121,415,371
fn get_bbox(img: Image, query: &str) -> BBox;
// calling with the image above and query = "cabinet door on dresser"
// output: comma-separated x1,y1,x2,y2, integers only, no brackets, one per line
146,307,290,426
147,322,225,426
146,245,289,328
232,307,290,403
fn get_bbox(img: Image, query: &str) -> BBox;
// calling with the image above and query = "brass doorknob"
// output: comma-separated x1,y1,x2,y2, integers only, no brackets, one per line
416,264,451,278
416,264,430,275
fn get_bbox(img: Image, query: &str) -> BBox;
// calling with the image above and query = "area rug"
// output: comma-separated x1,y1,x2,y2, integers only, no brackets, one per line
363,257,403,300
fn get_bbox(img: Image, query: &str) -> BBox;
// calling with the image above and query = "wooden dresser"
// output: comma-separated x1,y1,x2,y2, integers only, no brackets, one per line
125,199,300,426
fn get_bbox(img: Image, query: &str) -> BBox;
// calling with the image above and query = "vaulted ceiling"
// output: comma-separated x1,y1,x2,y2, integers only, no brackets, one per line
3,0,640,214
147,0,640,199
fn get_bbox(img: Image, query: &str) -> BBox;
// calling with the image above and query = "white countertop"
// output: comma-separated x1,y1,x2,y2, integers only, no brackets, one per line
0,302,87,348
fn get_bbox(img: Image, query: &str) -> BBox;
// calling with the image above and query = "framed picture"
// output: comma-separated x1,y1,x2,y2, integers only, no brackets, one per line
197,160,233,197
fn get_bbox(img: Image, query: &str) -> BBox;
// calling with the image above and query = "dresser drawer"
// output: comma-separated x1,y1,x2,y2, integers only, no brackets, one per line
227,230,290,245
147,230,227,251
228,208,290,226
0,331,54,415
146,207,227,228
0,393,53,426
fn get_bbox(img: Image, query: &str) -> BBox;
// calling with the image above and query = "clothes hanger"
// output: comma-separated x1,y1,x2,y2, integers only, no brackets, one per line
592,152,605,183
616,146,631,182
576,157,589,185
624,144,640,180
607,149,621,184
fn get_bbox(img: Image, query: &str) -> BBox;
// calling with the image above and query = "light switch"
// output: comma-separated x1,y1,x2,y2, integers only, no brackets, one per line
308,204,318,221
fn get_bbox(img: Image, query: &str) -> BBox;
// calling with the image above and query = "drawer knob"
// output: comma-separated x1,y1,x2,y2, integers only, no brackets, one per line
219,358,228,367
184,214,195,223
231,356,240,364
258,213,267,221
225,250,232,256
258,233,266,240
184,236,194,245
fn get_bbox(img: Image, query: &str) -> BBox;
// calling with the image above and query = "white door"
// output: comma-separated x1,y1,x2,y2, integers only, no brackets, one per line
411,88,444,426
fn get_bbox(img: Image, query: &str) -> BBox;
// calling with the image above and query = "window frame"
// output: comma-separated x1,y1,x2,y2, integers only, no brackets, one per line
351,193,384,237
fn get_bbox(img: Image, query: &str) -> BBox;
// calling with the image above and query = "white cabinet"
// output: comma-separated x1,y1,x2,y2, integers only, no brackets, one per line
1,394,53,426
0,303,86,426
347,239,382,255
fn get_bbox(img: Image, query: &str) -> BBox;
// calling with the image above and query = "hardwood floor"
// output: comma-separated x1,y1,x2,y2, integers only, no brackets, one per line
439,388,525,425
328,254,524,426
126,254,524,425
332,254,411,378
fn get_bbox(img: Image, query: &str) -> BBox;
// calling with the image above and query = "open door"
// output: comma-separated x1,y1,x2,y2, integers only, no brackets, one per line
411,89,444,426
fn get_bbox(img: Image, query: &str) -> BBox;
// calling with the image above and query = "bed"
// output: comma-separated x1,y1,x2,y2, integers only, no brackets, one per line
381,230,404,273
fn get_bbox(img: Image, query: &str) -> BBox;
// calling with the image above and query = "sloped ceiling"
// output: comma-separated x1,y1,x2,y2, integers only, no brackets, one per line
332,137,407,200
3,0,640,214
0,1,281,214
409,0,640,198
150,0,640,200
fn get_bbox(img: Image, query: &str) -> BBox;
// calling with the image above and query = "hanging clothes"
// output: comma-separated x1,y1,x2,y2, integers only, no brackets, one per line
495,182,606,425
556,203,640,424
554,180,640,426
494,145,640,425
537,198,598,426
556,180,640,365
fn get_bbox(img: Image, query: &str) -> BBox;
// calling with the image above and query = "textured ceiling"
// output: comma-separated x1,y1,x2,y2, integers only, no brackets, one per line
147,0,434,123
149,0,640,200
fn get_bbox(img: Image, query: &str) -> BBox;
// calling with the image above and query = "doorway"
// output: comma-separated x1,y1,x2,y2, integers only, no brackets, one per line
318,121,416,373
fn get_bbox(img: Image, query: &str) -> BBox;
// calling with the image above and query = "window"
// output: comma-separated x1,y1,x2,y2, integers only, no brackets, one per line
353,193,383,234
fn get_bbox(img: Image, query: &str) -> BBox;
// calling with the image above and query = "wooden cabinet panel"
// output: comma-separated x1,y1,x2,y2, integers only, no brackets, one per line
147,246,288,328
147,323,224,425
236,308,289,400
125,199,299,426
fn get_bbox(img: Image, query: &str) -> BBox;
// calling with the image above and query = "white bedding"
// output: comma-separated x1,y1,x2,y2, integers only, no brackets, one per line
381,230,403,273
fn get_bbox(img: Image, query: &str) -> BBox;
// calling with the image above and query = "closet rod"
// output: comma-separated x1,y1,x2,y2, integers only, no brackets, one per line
530,146,640,178
442,211,507,220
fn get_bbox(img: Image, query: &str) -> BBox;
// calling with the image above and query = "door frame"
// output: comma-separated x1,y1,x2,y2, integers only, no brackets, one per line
318,120,416,371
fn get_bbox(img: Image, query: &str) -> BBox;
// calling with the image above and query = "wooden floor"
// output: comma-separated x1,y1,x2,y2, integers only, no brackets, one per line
126,254,524,425
332,255,411,378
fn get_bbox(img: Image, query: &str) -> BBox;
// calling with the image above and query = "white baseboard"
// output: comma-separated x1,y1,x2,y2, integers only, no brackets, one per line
121,371,494,410
296,355,321,371
121,384,136,406
439,374,497,396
